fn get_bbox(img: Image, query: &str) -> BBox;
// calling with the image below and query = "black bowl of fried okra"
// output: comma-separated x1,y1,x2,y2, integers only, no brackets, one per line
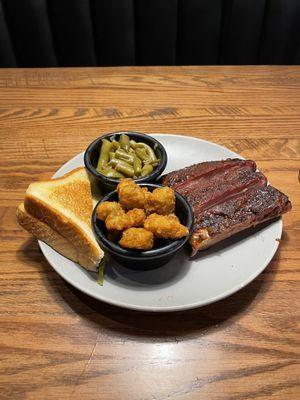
92,182,194,270
84,132,168,192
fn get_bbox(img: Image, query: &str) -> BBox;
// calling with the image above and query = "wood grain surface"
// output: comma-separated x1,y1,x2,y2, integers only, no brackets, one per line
0,66,299,400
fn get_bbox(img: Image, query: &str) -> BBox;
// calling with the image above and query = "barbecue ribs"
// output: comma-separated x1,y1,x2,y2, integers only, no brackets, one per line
162,159,291,256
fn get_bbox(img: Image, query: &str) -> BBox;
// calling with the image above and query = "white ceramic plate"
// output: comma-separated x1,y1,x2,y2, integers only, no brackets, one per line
39,134,282,312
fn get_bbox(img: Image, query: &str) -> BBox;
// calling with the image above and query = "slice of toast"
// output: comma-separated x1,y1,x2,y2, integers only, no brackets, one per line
17,203,79,264
22,167,103,271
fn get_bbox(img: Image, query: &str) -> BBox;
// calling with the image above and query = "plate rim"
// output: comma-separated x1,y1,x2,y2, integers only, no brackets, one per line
38,134,282,312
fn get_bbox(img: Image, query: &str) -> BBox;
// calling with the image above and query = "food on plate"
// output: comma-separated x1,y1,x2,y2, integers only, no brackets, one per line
97,201,123,220
117,179,175,215
97,202,146,231
144,213,189,239
17,203,78,262
96,133,160,178
127,208,146,226
117,178,148,209
162,159,257,189
16,167,104,271
144,186,175,215
105,209,132,231
189,185,291,254
162,159,292,256
119,228,154,250
97,256,106,286
97,179,189,250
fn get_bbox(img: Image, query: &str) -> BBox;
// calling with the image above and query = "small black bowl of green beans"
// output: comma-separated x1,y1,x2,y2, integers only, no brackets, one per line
84,132,168,192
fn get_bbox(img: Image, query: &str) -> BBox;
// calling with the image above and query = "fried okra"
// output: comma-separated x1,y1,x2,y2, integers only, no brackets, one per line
119,228,154,250
144,213,189,239
144,186,175,215
126,208,146,227
97,201,123,221
117,179,148,210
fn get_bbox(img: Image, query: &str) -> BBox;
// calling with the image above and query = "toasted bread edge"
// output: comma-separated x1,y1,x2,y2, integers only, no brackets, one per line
24,194,103,270
16,203,79,264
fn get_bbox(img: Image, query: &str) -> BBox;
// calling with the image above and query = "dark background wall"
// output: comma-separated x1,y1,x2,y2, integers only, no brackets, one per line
1,0,300,68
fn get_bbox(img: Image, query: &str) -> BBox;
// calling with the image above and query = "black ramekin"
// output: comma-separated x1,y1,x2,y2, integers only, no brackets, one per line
84,132,168,192
92,184,194,270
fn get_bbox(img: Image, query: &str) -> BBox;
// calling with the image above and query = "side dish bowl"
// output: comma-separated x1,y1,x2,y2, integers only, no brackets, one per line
84,132,168,192
92,184,194,269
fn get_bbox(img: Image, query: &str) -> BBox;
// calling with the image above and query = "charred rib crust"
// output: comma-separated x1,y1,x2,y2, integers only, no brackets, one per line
193,186,291,235
162,159,256,188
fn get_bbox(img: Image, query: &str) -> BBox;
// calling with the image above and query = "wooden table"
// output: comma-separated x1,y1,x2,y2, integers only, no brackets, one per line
0,66,299,399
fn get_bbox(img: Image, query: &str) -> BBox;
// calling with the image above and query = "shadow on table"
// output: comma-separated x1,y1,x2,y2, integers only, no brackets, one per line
18,234,284,339
72,280,263,335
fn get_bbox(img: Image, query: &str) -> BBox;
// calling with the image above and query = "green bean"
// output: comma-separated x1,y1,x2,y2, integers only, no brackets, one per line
149,158,160,166
135,148,149,162
108,158,117,167
129,139,138,149
114,159,134,177
118,156,134,166
119,134,130,152
115,148,135,164
133,157,142,176
97,135,160,179
109,151,116,161
111,140,120,150
96,139,112,172
141,164,153,177
97,256,105,286
100,167,124,178
135,142,157,163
